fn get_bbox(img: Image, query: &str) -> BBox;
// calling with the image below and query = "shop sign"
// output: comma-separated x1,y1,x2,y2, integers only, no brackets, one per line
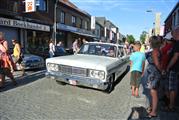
91,16,95,29
0,17,50,32
25,0,36,12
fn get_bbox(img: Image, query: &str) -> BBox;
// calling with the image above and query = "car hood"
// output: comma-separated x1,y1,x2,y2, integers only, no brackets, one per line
46,54,119,70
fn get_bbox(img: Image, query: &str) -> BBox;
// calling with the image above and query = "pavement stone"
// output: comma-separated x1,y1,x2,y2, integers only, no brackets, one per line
0,70,179,120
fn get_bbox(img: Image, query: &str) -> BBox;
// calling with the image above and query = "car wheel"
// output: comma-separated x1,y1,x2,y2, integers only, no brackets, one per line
56,80,67,85
105,75,114,93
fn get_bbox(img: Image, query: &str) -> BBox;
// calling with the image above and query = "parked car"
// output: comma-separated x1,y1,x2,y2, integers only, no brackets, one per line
46,42,129,93
12,54,45,70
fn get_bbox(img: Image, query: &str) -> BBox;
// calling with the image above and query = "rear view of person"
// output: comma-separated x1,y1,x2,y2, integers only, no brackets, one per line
130,42,146,97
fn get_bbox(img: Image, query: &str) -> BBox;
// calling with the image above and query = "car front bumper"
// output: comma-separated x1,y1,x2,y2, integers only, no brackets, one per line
46,71,108,90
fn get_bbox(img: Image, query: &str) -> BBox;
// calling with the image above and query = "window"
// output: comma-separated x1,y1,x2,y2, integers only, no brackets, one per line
36,0,47,12
178,9,179,25
97,30,100,36
84,21,88,30
79,18,82,28
60,11,65,24
173,13,176,26
72,16,76,26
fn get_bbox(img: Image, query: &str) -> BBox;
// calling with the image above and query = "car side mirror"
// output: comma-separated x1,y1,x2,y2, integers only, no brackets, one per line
118,54,123,58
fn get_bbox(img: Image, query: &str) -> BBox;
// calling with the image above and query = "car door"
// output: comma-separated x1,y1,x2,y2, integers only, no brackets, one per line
115,46,128,80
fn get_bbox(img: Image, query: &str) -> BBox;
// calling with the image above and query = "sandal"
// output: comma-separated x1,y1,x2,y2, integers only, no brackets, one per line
146,107,152,113
162,106,176,112
145,114,158,119
167,107,176,112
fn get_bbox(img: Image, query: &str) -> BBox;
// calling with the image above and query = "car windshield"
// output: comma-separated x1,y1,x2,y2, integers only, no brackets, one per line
78,43,117,58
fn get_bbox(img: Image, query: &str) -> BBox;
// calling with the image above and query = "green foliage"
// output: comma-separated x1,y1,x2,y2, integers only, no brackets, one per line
140,31,147,44
126,35,135,44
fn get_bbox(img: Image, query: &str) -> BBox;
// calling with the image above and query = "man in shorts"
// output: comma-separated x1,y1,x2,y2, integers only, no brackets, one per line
166,28,179,111
130,42,146,97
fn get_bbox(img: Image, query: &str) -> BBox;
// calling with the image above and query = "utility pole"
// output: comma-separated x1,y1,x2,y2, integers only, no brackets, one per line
53,0,58,45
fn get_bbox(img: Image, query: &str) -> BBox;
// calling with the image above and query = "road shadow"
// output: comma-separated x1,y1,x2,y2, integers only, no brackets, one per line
0,70,46,92
127,106,148,120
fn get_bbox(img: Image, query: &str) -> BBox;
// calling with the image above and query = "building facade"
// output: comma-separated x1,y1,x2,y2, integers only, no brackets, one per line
0,0,53,57
56,0,95,49
95,17,119,43
164,2,179,35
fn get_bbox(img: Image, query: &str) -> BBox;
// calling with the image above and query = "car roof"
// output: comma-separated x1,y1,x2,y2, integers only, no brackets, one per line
87,42,124,47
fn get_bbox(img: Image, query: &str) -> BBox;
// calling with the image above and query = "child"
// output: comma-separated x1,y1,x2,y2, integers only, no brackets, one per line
130,42,146,97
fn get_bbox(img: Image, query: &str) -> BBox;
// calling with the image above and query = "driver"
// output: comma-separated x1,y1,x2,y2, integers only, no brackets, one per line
107,46,116,57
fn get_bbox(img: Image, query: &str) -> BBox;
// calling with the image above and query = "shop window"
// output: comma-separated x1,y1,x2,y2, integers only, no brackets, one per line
36,0,47,12
60,11,65,24
72,16,76,27
27,31,50,58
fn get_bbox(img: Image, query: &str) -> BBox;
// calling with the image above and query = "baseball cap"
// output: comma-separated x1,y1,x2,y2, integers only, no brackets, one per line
164,32,173,40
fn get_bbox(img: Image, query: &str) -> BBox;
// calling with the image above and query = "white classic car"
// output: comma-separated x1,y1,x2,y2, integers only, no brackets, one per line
46,42,129,93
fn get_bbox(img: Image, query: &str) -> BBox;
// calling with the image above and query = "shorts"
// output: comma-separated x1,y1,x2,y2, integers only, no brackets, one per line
130,71,142,88
13,56,23,64
168,71,178,91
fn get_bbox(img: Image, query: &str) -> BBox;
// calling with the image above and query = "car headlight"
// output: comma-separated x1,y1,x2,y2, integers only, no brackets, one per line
89,70,105,80
47,63,59,71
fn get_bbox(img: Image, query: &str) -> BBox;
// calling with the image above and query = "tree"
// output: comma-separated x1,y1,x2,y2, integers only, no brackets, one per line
126,35,135,44
140,31,148,44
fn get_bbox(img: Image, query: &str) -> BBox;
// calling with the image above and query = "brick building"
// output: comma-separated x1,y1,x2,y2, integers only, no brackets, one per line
56,0,95,49
0,0,54,57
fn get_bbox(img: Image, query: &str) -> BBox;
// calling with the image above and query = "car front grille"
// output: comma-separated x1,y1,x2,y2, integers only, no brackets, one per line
59,65,87,77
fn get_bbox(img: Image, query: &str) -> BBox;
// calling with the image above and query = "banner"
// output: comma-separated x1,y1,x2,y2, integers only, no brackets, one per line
91,16,95,29
25,0,36,12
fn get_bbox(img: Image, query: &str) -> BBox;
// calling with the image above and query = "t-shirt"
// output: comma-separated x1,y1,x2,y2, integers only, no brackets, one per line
161,43,173,70
140,45,145,53
170,40,179,72
130,51,146,72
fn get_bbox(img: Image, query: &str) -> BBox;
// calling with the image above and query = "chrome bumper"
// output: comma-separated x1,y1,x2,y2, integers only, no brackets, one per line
46,71,108,90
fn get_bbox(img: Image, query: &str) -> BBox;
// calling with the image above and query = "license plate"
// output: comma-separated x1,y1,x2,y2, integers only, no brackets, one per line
69,80,77,86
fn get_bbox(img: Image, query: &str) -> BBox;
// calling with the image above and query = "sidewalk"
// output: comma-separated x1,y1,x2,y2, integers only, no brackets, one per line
122,72,179,120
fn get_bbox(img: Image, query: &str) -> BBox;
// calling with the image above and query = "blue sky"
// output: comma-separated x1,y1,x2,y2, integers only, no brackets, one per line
70,0,178,40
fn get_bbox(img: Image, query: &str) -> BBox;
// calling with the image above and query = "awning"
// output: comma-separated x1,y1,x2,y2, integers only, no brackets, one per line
57,23,96,38
72,31,96,38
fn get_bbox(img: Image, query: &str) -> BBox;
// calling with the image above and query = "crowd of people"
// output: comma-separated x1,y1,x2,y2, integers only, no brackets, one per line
129,28,179,119
48,38,88,58
0,32,24,88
